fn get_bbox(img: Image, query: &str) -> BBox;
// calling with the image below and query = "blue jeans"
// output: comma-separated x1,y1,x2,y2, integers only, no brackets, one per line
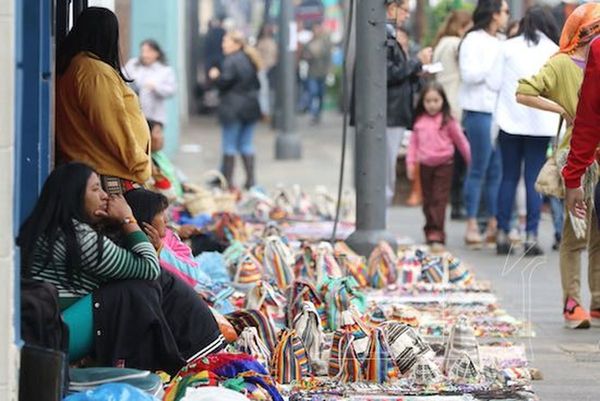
307,78,326,119
496,131,550,235
462,111,502,218
221,121,256,156
549,196,564,240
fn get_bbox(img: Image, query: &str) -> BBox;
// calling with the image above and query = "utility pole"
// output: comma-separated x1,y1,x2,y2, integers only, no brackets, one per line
275,0,302,159
346,0,397,257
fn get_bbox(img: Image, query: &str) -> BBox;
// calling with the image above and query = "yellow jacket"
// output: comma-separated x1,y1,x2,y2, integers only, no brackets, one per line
56,52,151,183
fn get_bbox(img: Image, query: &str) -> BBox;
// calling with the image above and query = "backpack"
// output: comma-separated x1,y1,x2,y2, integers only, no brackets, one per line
292,301,326,372
367,242,398,289
263,236,295,290
398,250,422,285
233,252,264,289
446,254,472,285
271,329,312,384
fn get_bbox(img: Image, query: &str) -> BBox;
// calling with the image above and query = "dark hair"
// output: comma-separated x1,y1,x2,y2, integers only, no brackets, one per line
124,189,169,227
147,119,164,132
465,0,504,36
517,6,560,45
57,7,130,81
414,82,453,127
17,163,104,291
140,39,168,64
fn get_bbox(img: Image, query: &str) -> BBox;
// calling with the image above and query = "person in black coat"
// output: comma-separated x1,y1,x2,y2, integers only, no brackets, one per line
209,31,262,190
383,0,432,205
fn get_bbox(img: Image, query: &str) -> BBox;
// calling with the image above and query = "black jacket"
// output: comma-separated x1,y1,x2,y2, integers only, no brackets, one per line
350,24,422,128
216,50,262,124
385,23,422,128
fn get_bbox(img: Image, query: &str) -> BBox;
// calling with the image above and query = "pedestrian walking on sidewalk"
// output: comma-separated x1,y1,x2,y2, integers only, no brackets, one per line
406,83,471,250
518,3,600,329
487,6,560,256
459,0,510,248
125,39,177,126
432,10,473,219
56,7,151,191
209,31,262,190
301,21,332,125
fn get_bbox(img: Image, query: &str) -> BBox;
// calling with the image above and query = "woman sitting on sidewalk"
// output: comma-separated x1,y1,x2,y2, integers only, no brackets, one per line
17,163,225,373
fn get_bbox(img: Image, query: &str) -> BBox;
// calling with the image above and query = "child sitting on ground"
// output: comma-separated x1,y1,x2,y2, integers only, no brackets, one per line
406,82,471,251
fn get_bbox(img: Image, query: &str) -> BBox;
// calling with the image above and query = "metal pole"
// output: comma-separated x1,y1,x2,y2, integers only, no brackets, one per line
275,0,302,159
345,0,396,257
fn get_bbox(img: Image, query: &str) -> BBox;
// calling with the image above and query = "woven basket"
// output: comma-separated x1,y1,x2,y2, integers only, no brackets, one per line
184,170,236,216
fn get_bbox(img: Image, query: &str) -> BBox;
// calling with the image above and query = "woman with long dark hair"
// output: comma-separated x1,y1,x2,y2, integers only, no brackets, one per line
125,39,177,126
459,0,510,248
56,7,151,190
488,6,560,256
18,163,225,371
209,30,263,190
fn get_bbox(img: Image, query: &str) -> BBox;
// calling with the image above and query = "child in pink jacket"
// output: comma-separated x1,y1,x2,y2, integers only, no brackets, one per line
407,82,471,249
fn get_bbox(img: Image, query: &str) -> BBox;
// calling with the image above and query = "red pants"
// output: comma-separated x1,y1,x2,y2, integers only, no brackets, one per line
420,163,454,244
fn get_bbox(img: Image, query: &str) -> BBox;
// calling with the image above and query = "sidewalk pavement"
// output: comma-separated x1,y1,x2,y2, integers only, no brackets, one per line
176,112,600,400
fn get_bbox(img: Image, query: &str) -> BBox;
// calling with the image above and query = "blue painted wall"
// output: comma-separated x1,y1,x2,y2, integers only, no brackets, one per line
130,0,181,156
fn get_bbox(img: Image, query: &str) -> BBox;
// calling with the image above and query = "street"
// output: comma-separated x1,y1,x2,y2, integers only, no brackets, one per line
177,111,600,401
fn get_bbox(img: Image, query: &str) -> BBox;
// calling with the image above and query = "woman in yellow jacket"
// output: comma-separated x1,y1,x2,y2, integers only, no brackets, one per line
56,7,151,192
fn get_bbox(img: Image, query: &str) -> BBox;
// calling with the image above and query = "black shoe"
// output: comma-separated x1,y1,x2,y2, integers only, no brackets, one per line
524,234,544,257
552,235,561,251
496,230,513,255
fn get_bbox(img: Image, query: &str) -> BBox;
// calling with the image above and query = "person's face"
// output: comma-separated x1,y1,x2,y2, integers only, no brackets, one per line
141,43,160,65
83,173,109,224
387,1,410,27
151,124,164,152
423,90,444,116
222,35,242,55
493,1,511,32
151,209,168,238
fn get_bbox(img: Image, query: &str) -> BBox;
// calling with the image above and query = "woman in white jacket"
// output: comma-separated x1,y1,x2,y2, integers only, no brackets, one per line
125,39,177,125
459,0,510,247
488,6,560,256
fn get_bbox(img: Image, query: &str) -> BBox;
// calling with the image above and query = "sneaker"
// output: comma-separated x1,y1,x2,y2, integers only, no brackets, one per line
496,230,513,255
590,310,600,327
523,234,544,257
564,298,591,329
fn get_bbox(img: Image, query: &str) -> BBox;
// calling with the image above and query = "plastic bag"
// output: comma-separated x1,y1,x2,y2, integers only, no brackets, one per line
64,383,159,401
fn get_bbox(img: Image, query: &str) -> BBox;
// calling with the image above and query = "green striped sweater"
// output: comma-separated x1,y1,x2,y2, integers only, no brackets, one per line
30,221,160,296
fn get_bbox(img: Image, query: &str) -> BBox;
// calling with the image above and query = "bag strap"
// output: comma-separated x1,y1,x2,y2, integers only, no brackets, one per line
552,117,565,154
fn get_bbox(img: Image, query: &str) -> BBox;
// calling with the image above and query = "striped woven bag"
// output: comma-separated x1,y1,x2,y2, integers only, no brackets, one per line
315,242,343,285
286,280,326,328
328,330,362,382
271,329,312,384
292,301,326,369
367,242,399,289
263,236,295,290
319,276,367,331
245,280,287,331
334,242,369,288
383,322,432,375
362,326,396,383
294,242,317,284
226,309,278,352
236,327,272,370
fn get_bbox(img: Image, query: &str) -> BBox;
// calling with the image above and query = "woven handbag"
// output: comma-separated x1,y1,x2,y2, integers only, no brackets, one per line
362,327,396,383
408,357,443,385
367,242,399,289
383,322,432,375
443,315,481,375
315,242,343,285
535,118,565,198
398,250,422,285
319,276,367,331
226,309,278,352
334,242,369,288
236,327,272,370
328,330,362,382
263,236,295,290
271,329,312,384
245,281,286,331
292,301,326,370
233,252,263,289
294,242,317,284
286,280,326,328
448,351,481,383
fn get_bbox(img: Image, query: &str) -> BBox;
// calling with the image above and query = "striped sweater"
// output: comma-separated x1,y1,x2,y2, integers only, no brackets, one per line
30,221,160,296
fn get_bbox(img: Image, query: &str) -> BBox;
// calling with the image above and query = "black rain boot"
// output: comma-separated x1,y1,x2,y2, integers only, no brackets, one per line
222,155,235,189
241,154,256,190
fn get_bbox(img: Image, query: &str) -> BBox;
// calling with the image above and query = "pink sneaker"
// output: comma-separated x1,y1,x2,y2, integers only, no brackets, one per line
564,298,590,329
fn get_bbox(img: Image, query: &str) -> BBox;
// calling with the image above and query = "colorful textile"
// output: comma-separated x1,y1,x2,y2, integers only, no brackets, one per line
226,309,278,352
558,3,600,55
271,329,312,384
367,242,399,289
